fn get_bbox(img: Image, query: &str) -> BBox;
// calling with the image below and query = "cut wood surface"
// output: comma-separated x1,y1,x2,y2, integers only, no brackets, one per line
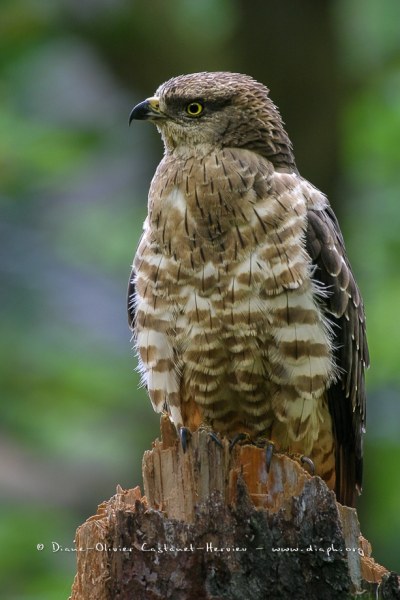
70,416,399,600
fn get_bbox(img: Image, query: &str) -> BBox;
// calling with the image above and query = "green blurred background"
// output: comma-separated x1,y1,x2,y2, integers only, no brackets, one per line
1,0,400,597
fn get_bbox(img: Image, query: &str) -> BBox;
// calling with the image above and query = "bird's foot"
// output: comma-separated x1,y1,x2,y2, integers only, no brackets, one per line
229,432,251,451
179,426,191,453
229,434,275,472
265,441,275,473
286,452,316,476
208,431,224,448
197,424,224,448
300,455,315,476
247,437,276,473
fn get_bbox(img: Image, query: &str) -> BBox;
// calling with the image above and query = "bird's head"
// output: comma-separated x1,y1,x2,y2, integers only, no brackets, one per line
129,71,296,172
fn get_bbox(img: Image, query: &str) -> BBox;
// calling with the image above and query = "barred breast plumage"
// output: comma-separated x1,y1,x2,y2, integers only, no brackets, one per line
128,72,368,507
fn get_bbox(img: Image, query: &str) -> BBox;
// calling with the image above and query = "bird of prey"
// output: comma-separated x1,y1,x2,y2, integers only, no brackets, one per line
128,72,369,507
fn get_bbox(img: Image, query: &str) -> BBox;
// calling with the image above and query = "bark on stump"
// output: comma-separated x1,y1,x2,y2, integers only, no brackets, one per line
70,416,399,600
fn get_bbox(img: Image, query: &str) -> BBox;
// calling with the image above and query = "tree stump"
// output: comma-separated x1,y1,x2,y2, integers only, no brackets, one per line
70,416,399,600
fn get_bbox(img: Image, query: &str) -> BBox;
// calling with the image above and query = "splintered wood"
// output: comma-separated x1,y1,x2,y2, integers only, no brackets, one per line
70,416,397,600
142,415,311,521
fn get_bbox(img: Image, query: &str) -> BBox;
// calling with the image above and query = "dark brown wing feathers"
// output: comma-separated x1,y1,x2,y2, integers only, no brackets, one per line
306,206,369,506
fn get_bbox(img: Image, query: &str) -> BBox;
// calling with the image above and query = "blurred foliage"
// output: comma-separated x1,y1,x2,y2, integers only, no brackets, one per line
1,0,400,596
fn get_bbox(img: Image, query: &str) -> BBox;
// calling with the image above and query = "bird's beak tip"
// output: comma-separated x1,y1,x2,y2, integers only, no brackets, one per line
129,97,161,125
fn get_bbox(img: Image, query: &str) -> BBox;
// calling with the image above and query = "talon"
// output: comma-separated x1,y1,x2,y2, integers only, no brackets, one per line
208,432,223,448
229,433,249,451
265,442,275,473
300,455,315,476
179,427,191,453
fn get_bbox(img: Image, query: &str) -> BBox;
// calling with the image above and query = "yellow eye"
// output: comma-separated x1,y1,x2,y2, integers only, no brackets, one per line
185,102,204,117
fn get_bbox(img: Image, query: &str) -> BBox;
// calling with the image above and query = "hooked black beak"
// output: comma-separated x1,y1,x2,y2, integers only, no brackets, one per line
129,97,162,125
